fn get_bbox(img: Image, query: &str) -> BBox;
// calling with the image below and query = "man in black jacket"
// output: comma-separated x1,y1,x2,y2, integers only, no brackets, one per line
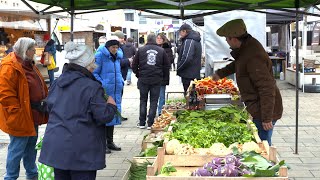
122,37,136,85
177,24,202,95
132,34,170,129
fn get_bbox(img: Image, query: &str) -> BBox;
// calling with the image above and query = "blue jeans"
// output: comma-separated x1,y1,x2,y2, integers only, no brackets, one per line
126,68,132,82
253,119,276,146
48,69,54,85
5,126,38,180
158,86,166,115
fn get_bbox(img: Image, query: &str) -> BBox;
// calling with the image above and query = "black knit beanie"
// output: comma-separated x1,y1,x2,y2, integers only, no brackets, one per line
105,40,119,48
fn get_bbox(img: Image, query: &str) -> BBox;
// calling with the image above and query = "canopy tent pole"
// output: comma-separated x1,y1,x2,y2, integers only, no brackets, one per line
294,0,299,154
70,0,75,41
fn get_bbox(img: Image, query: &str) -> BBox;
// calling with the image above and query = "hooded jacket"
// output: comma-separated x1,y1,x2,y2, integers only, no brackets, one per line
177,30,202,79
94,45,124,126
0,52,48,137
160,42,174,85
216,34,283,123
132,43,170,85
122,42,136,60
39,63,117,170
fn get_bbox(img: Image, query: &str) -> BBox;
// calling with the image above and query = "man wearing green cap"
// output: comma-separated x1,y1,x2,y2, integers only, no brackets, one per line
212,19,283,145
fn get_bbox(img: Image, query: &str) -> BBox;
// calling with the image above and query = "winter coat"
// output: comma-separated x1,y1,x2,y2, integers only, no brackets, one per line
163,42,174,64
39,63,117,171
161,42,174,85
132,43,170,85
0,52,48,137
177,31,202,79
94,45,124,126
119,46,130,80
122,42,136,60
44,39,56,64
216,34,283,123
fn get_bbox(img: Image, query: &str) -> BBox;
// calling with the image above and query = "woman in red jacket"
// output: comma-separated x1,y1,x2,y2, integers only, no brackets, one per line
0,37,48,180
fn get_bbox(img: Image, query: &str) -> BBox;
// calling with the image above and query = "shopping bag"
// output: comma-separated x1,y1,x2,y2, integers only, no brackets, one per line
47,55,56,70
37,162,54,180
40,52,51,65
36,138,55,180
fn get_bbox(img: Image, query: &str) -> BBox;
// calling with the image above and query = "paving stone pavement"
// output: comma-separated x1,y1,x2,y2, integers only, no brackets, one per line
1,73,320,180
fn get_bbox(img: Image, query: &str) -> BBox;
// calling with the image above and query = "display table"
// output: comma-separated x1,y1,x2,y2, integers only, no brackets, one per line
286,68,320,89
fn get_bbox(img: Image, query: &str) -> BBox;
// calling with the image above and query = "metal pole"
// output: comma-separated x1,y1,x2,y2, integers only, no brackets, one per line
294,1,299,154
70,0,75,41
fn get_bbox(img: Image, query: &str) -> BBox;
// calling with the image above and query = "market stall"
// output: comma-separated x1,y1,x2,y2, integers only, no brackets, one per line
122,77,288,179
0,11,51,60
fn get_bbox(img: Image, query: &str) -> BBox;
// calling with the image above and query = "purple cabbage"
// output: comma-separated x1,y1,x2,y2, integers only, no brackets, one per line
212,157,224,165
225,155,237,165
224,164,239,177
192,168,212,176
213,165,226,176
203,162,218,172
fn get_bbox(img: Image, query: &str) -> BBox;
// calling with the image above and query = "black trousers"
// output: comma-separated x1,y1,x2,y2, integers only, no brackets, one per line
181,77,193,96
54,168,96,180
138,81,161,127
106,125,114,143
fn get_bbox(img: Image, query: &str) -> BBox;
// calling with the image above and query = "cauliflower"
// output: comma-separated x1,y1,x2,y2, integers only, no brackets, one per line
166,139,180,155
209,143,232,156
242,141,261,153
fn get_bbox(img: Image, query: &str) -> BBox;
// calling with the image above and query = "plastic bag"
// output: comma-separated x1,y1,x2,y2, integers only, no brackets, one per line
36,137,54,180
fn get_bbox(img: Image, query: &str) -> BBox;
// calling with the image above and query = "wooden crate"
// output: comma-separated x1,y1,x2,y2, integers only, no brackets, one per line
146,147,288,180
122,157,157,180
142,132,166,151
163,119,269,160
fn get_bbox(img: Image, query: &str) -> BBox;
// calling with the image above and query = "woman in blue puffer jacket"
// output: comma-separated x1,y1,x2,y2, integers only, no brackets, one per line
93,37,124,154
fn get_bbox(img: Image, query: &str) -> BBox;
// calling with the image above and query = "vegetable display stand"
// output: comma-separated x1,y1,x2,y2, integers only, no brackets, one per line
122,157,157,180
162,105,186,114
146,147,288,180
142,131,166,151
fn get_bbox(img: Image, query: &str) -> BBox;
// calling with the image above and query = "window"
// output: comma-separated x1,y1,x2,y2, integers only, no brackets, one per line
139,17,147,24
172,19,179,24
125,13,134,21
74,38,85,45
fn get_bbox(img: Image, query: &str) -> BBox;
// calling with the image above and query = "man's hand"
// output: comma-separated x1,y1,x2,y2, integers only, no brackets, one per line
107,96,116,106
262,122,273,131
212,74,220,81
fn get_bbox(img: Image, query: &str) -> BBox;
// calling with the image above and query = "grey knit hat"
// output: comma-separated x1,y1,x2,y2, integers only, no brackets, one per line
64,41,94,67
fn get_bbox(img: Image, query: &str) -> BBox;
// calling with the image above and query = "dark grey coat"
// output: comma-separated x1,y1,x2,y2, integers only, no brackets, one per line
177,31,202,79
39,64,117,170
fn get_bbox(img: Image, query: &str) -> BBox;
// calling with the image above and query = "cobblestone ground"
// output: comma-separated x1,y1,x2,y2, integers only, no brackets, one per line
0,73,320,179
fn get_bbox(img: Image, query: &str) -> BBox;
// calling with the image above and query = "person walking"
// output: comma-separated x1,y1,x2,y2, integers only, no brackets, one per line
177,24,202,95
0,37,48,180
113,31,130,121
122,37,137,85
93,37,123,154
44,37,57,85
211,19,283,145
132,34,170,129
39,41,117,179
156,34,173,116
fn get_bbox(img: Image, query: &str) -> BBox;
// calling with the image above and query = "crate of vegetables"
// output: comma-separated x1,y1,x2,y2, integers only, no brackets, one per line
162,98,187,114
142,131,167,151
151,110,176,133
122,157,157,180
164,106,268,158
146,147,288,179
